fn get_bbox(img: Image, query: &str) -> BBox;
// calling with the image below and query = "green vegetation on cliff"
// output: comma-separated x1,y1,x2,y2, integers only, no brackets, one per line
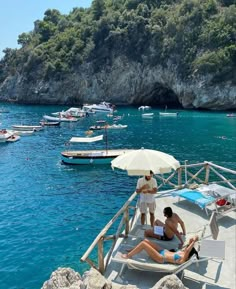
0,0,236,83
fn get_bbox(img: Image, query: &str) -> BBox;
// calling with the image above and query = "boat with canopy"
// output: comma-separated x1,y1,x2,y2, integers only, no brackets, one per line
61,134,133,165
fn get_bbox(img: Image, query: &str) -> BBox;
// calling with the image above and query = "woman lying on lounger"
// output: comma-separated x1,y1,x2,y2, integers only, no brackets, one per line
121,235,199,264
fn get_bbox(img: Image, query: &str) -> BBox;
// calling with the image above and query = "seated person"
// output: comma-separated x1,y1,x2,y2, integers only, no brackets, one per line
145,207,186,248
121,236,199,264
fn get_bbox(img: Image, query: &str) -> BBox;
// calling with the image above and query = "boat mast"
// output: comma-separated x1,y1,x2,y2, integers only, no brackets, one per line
104,125,108,154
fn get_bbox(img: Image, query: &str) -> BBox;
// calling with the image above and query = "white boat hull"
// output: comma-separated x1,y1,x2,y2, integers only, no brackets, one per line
0,132,12,142
43,115,77,122
83,102,114,113
0,130,20,142
61,149,133,165
12,125,43,131
159,112,178,116
13,130,35,136
142,113,154,118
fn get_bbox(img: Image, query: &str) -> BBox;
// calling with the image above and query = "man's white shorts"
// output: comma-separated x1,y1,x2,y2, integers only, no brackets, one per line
140,202,156,214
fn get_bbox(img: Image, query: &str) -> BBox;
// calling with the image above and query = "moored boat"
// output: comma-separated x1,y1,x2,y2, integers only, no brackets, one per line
40,121,61,126
159,112,178,116
83,101,115,113
43,115,78,122
11,124,43,131
106,124,128,129
138,105,151,110
0,129,13,143
142,113,154,118
6,134,21,142
61,134,133,165
89,124,128,130
0,129,20,142
159,105,178,117
12,130,35,136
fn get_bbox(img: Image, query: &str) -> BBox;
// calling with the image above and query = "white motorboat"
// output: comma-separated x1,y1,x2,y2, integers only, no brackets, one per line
89,124,128,130
61,134,133,165
0,129,20,143
52,107,87,118
106,124,127,129
12,130,35,136
226,113,236,118
159,105,178,117
142,113,154,118
0,129,13,143
159,112,178,116
11,125,43,131
138,105,151,110
82,101,114,113
6,134,20,142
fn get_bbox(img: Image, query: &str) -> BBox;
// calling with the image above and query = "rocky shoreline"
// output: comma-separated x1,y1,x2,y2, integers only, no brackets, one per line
41,267,187,289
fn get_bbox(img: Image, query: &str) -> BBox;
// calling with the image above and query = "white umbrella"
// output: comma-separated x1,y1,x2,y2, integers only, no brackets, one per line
111,148,180,176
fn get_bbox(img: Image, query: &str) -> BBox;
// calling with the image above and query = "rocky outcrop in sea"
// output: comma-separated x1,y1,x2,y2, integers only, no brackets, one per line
41,267,188,289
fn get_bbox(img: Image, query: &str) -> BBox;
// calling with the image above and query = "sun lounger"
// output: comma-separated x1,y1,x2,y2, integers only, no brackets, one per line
111,213,224,280
172,188,215,215
172,185,236,216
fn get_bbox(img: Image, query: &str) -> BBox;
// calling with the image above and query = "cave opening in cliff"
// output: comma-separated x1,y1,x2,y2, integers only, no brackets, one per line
138,84,181,108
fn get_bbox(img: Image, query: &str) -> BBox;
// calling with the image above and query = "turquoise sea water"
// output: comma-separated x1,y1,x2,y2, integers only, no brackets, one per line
0,104,235,289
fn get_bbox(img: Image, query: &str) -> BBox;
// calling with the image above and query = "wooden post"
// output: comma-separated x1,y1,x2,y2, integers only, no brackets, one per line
178,167,182,188
124,206,129,237
98,237,104,274
205,163,210,184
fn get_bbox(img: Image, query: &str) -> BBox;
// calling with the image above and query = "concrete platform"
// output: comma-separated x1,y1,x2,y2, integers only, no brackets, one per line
105,191,236,289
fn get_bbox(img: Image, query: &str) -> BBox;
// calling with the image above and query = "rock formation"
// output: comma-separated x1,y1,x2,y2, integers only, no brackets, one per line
0,57,235,110
41,267,188,289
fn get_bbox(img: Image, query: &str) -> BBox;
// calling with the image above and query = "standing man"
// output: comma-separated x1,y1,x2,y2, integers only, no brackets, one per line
136,171,157,227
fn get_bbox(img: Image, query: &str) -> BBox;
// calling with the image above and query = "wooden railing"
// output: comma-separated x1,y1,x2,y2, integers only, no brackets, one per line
80,191,138,273
80,161,236,274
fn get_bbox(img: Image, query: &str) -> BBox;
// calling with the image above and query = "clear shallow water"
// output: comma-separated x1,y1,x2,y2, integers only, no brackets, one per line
0,104,235,289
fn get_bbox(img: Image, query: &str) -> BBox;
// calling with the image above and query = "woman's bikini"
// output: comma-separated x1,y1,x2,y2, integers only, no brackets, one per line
158,249,181,263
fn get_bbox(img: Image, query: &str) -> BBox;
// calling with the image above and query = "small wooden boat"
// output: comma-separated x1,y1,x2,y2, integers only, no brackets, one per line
40,121,61,126
11,125,43,131
61,134,133,165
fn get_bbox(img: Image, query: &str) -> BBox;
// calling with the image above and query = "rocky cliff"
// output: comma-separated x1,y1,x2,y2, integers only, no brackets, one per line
1,56,235,110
